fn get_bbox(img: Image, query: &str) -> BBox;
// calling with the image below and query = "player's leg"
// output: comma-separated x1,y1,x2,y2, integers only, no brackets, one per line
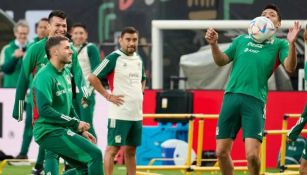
125,120,142,175
80,93,96,138
299,146,307,175
40,129,103,175
104,146,120,175
32,146,45,174
105,119,131,175
44,150,60,175
216,93,242,175
17,102,33,159
241,94,265,175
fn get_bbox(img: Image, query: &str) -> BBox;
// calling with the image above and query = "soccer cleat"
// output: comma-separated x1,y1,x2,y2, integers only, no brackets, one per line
31,167,44,175
15,154,28,159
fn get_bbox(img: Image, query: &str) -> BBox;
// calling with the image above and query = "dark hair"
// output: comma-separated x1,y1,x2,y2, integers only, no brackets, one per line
35,18,48,33
121,26,138,37
263,4,281,21
71,23,87,31
45,36,69,59
48,10,67,22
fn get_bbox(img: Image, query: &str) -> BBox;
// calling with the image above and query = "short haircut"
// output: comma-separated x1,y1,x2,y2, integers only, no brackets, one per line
13,19,29,33
71,23,87,31
263,4,281,21
45,36,69,59
35,18,48,32
120,26,138,37
48,10,67,22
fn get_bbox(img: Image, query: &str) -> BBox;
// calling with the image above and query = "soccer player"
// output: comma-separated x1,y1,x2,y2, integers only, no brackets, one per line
32,35,103,175
0,20,29,88
32,18,49,43
287,28,307,175
204,4,300,175
70,23,101,138
12,10,88,175
15,17,49,175
88,26,146,175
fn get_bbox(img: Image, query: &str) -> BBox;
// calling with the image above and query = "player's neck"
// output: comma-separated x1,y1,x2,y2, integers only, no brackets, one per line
50,59,65,72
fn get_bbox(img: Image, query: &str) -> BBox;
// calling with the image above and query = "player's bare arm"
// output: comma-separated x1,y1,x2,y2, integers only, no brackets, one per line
88,73,124,106
204,27,230,66
283,21,301,73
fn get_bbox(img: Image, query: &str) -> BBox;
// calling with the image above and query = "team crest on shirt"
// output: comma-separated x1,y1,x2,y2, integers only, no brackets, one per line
122,62,127,67
65,75,71,84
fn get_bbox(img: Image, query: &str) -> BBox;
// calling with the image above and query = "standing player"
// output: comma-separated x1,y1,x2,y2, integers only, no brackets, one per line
32,35,103,175
12,10,88,175
204,4,300,175
287,28,307,175
70,23,101,138
88,26,146,175
15,17,49,175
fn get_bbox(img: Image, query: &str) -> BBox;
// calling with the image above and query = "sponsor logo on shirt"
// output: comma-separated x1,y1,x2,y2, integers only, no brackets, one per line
244,48,260,54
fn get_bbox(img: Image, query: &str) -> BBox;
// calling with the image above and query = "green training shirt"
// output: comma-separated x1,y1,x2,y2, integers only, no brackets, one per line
13,37,88,121
32,62,80,142
1,40,28,88
224,35,289,103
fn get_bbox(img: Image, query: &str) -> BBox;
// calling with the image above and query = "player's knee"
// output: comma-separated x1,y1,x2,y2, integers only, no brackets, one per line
90,147,103,160
215,148,230,159
246,152,259,165
105,147,120,158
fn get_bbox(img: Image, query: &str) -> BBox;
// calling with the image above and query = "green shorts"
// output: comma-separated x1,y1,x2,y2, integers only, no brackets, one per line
216,93,265,142
107,119,142,146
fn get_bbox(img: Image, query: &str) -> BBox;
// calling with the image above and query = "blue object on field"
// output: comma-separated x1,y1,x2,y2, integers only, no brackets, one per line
161,147,175,165
136,122,188,165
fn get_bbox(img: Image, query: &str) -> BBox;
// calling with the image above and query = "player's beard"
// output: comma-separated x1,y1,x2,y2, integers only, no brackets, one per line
126,46,136,55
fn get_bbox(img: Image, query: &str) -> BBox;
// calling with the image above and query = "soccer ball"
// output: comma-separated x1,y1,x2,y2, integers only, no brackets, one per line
248,16,276,43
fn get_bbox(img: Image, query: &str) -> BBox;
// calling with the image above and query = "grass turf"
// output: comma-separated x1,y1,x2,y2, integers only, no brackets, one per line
1,164,282,175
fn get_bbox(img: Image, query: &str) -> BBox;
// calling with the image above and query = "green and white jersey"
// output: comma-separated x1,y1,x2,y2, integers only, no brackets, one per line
72,42,101,79
12,38,88,121
93,49,146,121
32,63,80,142
224,35,289,103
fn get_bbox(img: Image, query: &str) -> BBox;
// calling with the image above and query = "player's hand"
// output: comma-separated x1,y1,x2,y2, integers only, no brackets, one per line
13,49,25,58
107,94,124,106
204,27,218,45
78,121,90,132
287,21,301,44
82,131,97,144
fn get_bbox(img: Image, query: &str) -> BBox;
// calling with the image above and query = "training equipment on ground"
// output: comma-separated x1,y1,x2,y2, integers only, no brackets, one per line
248,16,276,43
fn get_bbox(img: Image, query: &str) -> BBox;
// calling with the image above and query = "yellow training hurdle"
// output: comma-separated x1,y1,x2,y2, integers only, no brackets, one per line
137,114,250,174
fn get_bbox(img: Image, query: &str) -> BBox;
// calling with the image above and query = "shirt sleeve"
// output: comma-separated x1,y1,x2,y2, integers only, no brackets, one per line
141,59,146,81
288,106,307,141
1,47,20,74
33,74,80,129
12,46,37,121
87,44,101,71
70,49,89,98
278,39,289,64
92,53,117,80
224,35,241,62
